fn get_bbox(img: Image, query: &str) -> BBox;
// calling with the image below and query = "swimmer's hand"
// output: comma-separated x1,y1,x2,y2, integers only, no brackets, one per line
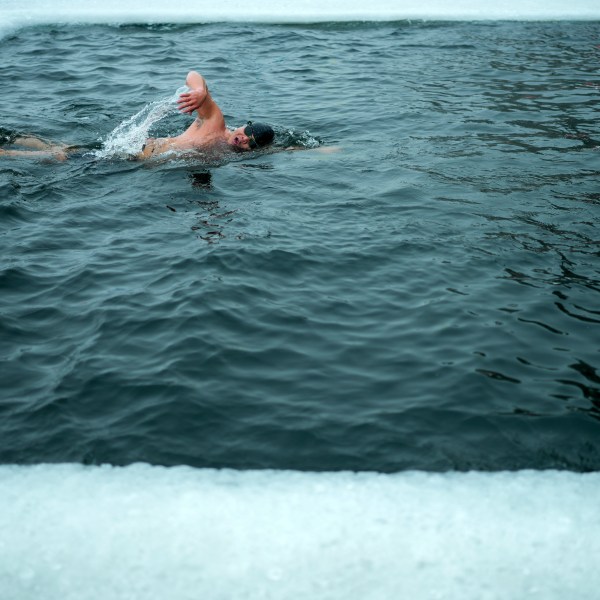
313,146,342,154
177,90,206,114
284,145,342,154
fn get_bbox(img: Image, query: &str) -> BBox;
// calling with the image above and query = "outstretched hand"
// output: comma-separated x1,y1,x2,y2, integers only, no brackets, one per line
177,90,205,114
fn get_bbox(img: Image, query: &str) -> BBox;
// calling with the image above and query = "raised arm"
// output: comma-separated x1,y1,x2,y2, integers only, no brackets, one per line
177,71,212,118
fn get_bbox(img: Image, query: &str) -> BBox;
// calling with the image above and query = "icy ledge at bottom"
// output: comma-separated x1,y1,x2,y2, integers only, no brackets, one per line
0,463,598,599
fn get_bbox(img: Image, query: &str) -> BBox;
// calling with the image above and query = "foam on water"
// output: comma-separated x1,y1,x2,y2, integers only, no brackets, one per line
0,0,599,40
1,464,598,599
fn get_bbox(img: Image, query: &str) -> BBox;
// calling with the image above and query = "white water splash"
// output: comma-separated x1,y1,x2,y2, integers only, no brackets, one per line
94,86,186,159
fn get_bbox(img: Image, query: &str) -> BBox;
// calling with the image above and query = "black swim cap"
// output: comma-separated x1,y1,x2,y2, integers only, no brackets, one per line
244,121,275,149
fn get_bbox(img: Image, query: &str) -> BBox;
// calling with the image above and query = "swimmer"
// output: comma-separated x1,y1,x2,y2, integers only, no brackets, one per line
139,70,275,158
0,70,275,160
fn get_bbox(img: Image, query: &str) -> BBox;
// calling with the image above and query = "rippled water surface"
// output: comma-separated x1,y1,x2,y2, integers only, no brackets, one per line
1,21,599,471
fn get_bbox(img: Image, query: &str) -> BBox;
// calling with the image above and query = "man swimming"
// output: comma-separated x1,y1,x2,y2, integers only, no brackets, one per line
0,70,275,160
139,70,274,158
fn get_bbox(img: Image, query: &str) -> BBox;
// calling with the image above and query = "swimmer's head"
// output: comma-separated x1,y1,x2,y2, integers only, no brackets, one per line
245,122,275,149
228,121,275,151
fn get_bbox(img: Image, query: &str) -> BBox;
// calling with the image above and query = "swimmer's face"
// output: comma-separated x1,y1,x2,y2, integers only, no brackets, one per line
228,126,252,151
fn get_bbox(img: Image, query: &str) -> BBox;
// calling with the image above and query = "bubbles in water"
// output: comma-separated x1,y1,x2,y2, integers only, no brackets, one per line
95,86,187,159
0,127,17,145
275,128,321,149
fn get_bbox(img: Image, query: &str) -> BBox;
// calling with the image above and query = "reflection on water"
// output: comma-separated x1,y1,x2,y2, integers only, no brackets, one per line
186,171,235,242
189,171,212,189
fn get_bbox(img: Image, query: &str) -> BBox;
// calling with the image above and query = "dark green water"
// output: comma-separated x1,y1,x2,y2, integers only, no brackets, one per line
1,21,599,471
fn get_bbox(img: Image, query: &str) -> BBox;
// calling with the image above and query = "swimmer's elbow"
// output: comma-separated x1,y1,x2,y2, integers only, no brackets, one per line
185,70,199,83
186,71,207,92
